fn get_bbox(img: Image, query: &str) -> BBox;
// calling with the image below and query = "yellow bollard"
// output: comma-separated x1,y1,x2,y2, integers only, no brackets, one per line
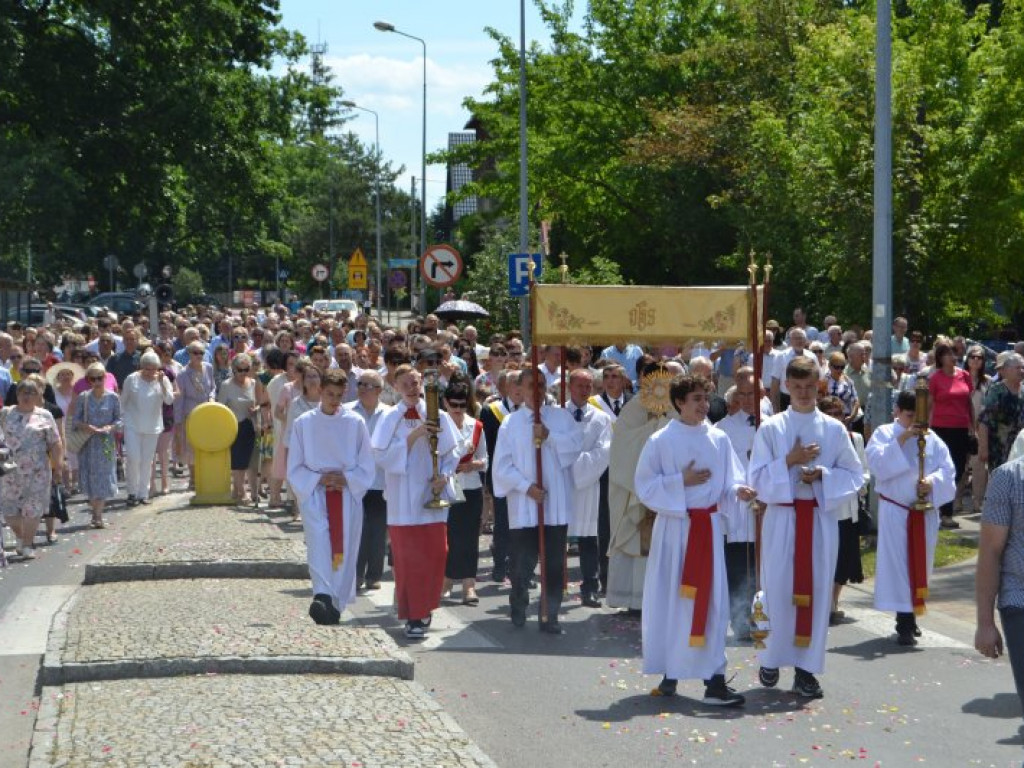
186,402,238,506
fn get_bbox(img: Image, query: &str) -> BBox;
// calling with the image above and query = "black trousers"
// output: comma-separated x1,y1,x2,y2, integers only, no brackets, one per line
356,490,387,586
577,535,600,596
446,488,483,579
724,541,756,636
598,471,611,591
491,492,511,577
932,426,969,518
510,524,567,621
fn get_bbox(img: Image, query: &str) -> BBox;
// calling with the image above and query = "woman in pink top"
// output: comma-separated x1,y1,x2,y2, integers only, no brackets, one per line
72,351,119,396
928,340,974,529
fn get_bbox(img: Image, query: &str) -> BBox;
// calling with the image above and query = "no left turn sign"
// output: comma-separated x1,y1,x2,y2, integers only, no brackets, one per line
419,244,463,288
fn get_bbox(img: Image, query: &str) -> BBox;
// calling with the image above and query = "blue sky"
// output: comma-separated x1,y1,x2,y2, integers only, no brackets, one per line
277,1,573,214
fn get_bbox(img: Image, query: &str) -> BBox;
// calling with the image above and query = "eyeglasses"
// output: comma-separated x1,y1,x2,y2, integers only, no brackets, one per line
357,381,381,389
21,367,41,375
234,367,251,373
446,401,467,409
87,375,104,382
190,350,204,355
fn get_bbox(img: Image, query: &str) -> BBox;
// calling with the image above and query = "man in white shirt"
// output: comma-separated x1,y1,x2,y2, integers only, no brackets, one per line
600,342,644,388
493,367,581,633
770,327,816,413
564,370,613,608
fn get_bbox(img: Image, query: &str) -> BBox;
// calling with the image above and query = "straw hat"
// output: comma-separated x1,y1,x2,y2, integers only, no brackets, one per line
45,361,85,386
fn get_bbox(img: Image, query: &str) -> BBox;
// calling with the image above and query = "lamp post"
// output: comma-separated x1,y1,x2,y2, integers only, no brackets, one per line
341,100,383,323
374,19,427,314
517,0,530,337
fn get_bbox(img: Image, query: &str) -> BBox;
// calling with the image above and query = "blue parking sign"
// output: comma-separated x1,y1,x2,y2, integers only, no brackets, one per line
508,253,542,297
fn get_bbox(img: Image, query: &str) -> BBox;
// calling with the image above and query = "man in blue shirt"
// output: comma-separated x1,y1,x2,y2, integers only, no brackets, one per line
600,343,644,388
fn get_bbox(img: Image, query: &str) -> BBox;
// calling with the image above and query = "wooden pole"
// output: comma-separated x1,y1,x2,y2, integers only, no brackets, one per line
529,264,548,623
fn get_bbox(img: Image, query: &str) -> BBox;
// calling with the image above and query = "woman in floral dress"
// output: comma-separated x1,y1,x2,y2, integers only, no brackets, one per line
73,362,122,529
1,377,63,559
175,341,216,489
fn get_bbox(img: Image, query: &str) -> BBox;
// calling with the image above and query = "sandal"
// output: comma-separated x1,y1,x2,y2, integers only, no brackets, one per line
90,519,108,529
462,592,480,606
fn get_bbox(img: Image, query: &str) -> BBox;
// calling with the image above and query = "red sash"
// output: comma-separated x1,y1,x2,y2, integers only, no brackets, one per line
326,489,344,571
458,420,483,465
879,493,929,615
679,505,717,647
780,499,817,647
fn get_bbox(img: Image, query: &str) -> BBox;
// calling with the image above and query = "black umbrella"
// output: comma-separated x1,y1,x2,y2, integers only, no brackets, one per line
433,299,490,321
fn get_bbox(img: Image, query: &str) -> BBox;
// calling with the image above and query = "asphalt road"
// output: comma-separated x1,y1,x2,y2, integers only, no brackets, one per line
350,560,1024,768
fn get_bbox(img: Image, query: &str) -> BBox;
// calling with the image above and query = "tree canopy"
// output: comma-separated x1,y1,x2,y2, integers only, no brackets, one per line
444,0,1024,334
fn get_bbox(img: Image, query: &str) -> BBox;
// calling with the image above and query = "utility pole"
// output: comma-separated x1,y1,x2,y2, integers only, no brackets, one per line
870,0,893,432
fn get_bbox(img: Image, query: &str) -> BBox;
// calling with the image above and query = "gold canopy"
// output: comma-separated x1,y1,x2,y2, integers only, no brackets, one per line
532,284,765,346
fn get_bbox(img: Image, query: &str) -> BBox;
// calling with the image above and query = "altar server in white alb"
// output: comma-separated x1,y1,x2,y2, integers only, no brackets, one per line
636,373,755,706
866,389,955,645
564,369,613,608
492,367,581,634
287,370,376,626
371,364,461,639
748,357,864,699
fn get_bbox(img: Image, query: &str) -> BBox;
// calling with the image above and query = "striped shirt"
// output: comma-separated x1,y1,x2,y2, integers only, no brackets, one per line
982,458,1024,609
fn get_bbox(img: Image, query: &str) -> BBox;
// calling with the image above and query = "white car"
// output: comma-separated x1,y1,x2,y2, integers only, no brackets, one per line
311,299,359,315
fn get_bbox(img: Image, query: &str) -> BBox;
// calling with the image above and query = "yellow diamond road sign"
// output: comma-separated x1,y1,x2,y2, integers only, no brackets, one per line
348,248,368,290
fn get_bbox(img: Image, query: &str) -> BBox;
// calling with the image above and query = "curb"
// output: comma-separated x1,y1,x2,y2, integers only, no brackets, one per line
84,559,308,583
42,593,415,685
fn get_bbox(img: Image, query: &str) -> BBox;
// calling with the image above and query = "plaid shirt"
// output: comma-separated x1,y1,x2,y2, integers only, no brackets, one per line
982,458,1024,609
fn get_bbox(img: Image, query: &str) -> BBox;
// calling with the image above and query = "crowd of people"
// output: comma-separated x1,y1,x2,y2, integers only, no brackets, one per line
2,300,1024,713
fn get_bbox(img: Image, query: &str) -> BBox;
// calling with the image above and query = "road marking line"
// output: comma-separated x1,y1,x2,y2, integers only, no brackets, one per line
0,586,77,656
837,604,971,649
360,582,499,650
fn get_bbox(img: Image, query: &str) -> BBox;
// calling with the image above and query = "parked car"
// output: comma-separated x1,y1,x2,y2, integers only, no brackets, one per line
87,292,145,316
4,304,88,326
311,299,359,315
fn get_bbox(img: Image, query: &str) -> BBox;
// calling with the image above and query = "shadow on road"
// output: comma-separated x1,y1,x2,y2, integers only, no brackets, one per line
963,692,1023,720
828,636,917,662
574,688,807,723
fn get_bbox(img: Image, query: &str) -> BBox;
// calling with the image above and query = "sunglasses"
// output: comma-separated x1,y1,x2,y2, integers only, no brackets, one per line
190,350,204,355
446,401,467,409
87,375,104,382
829,363,845,370
21,368,41,375
233,336,247,341
234,367,251,373
968,355,984,360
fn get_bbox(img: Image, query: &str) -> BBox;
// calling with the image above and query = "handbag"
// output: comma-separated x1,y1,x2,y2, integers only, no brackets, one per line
66,396,95,454
47,483,69,523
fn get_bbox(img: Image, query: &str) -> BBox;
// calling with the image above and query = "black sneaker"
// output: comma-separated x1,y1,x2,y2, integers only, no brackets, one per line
308,594,337,626
758,666,780,688
897,632,918,646
792,669,824,699
703,675,745,707
404,620,426,639
539,619,565,635
581,594,602,608
655,677,677,697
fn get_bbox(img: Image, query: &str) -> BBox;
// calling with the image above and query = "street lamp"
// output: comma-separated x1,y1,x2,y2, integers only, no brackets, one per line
341,99,384,323
374,19,427,314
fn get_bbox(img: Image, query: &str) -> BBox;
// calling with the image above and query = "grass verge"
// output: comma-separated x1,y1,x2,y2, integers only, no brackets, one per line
860,530,977,580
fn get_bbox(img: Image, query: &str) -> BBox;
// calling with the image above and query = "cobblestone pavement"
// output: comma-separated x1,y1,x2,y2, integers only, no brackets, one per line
45,579,411,682
87,506,306,581
31,675,496,768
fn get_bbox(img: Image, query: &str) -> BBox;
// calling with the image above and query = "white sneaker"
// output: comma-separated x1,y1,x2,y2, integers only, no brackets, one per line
19,547,36,560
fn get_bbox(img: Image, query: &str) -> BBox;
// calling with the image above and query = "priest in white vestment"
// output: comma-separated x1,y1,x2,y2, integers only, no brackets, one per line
493,368,581,633
866,389,955,644
287,370,376,625
636,373,753,706
606,363,673,612
748,357,864,699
